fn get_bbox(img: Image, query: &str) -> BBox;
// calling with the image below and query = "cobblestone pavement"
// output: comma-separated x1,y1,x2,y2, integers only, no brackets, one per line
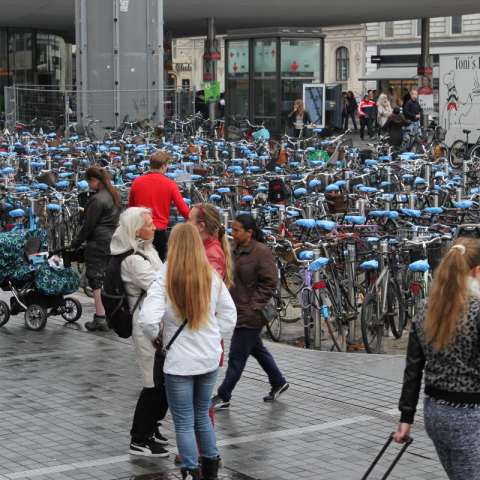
0,292,447,480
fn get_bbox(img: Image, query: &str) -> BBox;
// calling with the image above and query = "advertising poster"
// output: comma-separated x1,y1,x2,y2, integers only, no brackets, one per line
439,53,480,145
303,84,325,128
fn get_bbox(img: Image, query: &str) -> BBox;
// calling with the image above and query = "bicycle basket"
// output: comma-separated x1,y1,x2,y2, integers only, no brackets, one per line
399,227,430,240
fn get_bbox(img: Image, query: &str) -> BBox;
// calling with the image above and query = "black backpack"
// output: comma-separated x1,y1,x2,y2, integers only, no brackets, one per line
101,250,148,338
268,178,290,203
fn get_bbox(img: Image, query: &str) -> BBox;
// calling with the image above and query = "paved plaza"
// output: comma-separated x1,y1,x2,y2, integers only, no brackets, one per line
0,292,447,480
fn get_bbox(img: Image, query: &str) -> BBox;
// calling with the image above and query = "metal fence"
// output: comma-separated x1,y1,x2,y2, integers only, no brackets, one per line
3,85,196,134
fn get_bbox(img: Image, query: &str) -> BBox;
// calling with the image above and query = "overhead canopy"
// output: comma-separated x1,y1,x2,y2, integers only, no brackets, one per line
0,0,479,38
359,66,440,81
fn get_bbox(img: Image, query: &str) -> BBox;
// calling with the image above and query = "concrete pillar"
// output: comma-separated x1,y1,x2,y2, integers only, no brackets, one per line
207,17,216,123
418,18,432,128
75,0,164,131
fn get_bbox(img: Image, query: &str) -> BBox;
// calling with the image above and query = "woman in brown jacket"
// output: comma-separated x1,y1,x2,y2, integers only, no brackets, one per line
212,214,289,409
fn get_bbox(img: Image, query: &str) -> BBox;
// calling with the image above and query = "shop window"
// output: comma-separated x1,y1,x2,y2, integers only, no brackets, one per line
336,47,349,82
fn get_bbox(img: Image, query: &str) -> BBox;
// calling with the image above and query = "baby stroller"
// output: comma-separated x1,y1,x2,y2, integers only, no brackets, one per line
0,230,82,331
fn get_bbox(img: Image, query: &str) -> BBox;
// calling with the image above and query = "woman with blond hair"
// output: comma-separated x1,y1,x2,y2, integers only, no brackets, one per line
395,238,480,479
288,99,311,138
140,223,236,480
377,93,393,129
109,207,170,457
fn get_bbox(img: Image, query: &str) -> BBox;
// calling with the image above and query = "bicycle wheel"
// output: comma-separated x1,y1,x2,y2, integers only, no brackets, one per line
449,140,466,169
387,281,406,339
324,313,347,352
266,298,282,343
360,292,383,354
470,144,480,167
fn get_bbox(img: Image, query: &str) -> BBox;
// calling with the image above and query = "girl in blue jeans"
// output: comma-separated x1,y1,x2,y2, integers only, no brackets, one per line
140,223,236,480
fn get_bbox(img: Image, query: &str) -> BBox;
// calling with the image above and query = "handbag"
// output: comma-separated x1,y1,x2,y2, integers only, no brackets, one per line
153,320,188,388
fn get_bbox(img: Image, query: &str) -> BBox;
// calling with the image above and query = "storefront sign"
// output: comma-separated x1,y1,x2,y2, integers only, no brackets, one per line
204,81,221,103
371,56,384,64
439,53,480,145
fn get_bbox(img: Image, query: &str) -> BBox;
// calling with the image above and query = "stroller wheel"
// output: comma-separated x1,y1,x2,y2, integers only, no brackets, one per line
61,298,82,323
0,300,10,327
24,304,47,331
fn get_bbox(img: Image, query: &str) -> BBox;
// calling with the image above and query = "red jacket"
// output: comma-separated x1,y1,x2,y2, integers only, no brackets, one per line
203,236,226,279
128,172,190,229
358,99,376,118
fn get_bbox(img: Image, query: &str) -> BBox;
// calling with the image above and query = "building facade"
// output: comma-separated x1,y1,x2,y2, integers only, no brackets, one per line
364,15,480,101
323,24,367,97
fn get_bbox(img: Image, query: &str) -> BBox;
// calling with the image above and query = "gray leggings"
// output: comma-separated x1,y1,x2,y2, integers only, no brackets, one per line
424,396,480,480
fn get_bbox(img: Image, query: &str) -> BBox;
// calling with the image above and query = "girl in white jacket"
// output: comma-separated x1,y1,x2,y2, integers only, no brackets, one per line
109,207,169,457
140,223,236,480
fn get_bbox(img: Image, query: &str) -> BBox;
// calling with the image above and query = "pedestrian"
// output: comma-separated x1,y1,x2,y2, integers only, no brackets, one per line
140,223,237,480
388,87,399,109
188,203,233,287
128,150,190,261
346,91,358,130
341,92,349,131
71,166,120,331
109,207,169,457
358,95,375,140
394,238,480,480
376,93,393,129
288,99,311,138
212,214,289,410
383,107,409,148
403,89,423,123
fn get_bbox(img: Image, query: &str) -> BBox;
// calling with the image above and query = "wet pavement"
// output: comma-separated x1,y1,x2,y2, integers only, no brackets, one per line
0,291,447,480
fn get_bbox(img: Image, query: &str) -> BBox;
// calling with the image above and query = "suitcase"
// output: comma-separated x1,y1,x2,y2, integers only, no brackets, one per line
361,433,413,480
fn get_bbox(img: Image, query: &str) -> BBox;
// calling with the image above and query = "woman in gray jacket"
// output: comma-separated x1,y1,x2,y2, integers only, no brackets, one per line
109,207,169,457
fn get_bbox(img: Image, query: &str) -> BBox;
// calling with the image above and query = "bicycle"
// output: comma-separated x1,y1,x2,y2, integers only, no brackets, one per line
449,129,480,169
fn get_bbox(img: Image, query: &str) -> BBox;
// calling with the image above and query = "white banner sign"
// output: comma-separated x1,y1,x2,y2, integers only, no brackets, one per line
439,54,480,145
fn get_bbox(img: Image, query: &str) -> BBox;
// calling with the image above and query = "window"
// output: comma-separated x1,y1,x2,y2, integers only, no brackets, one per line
451,16,462,34
416,19,422,37
336,47,349,82
181,79,190,89
385,21,394,38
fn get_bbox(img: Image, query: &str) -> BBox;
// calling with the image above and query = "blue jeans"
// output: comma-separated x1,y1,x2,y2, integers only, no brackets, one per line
218,327,286,402
165,370,219,470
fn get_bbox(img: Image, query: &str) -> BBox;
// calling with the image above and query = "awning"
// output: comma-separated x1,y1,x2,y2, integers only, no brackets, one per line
359,66,439,81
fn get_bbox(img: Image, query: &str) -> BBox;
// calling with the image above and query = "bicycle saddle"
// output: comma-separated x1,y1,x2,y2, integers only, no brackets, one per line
463,129,471,135
209,194,221,202
217,187,231,194
309,179,322,189
247,166,261,173
15,186,29,193
364,159,378,167
293,187,308,197
242,195,254,203
408,260,430,273
47,203,62,212
424,207,443,215
316,220,336,231
183,198,192,206
34,183,49,191
325,184,340,193
286,210,300,217
296,219,316,229
400,208,422,218
368,210,399,219
359,259,379,271
378,155,392,162
471,187,480,195
335,180,347,188
358,186,378,194
9,208,25,218
298,250,315,260
344,215,366,225
308,256,330,272
256,186,268,193
453,200,473,209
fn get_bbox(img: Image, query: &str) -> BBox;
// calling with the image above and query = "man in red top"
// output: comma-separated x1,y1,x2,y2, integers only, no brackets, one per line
128,150,190,260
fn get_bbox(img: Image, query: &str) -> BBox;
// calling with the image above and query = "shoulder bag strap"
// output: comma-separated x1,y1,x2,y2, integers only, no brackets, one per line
164,320,188,352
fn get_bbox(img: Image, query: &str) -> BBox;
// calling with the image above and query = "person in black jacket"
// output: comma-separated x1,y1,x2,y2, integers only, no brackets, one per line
71,167,120,331
403,89,422,123
345,91,358,130
384,108,409,148
395,238,480,480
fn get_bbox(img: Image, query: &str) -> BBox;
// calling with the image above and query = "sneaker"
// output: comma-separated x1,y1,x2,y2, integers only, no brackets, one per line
129,441,169,457
263,382,289,402
211,394,230,411
152,426,169,445
85,315,109,332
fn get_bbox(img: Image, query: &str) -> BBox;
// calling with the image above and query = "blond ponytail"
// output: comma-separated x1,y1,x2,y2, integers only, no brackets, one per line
425,238,480,350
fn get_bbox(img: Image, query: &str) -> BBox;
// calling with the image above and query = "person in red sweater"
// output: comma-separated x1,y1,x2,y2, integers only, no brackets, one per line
128,151,190,260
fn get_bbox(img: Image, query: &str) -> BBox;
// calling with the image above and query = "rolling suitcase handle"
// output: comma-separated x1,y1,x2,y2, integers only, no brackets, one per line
361,433,413,480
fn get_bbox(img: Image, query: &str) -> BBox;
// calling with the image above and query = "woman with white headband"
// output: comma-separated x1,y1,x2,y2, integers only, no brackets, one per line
394,237,480,479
